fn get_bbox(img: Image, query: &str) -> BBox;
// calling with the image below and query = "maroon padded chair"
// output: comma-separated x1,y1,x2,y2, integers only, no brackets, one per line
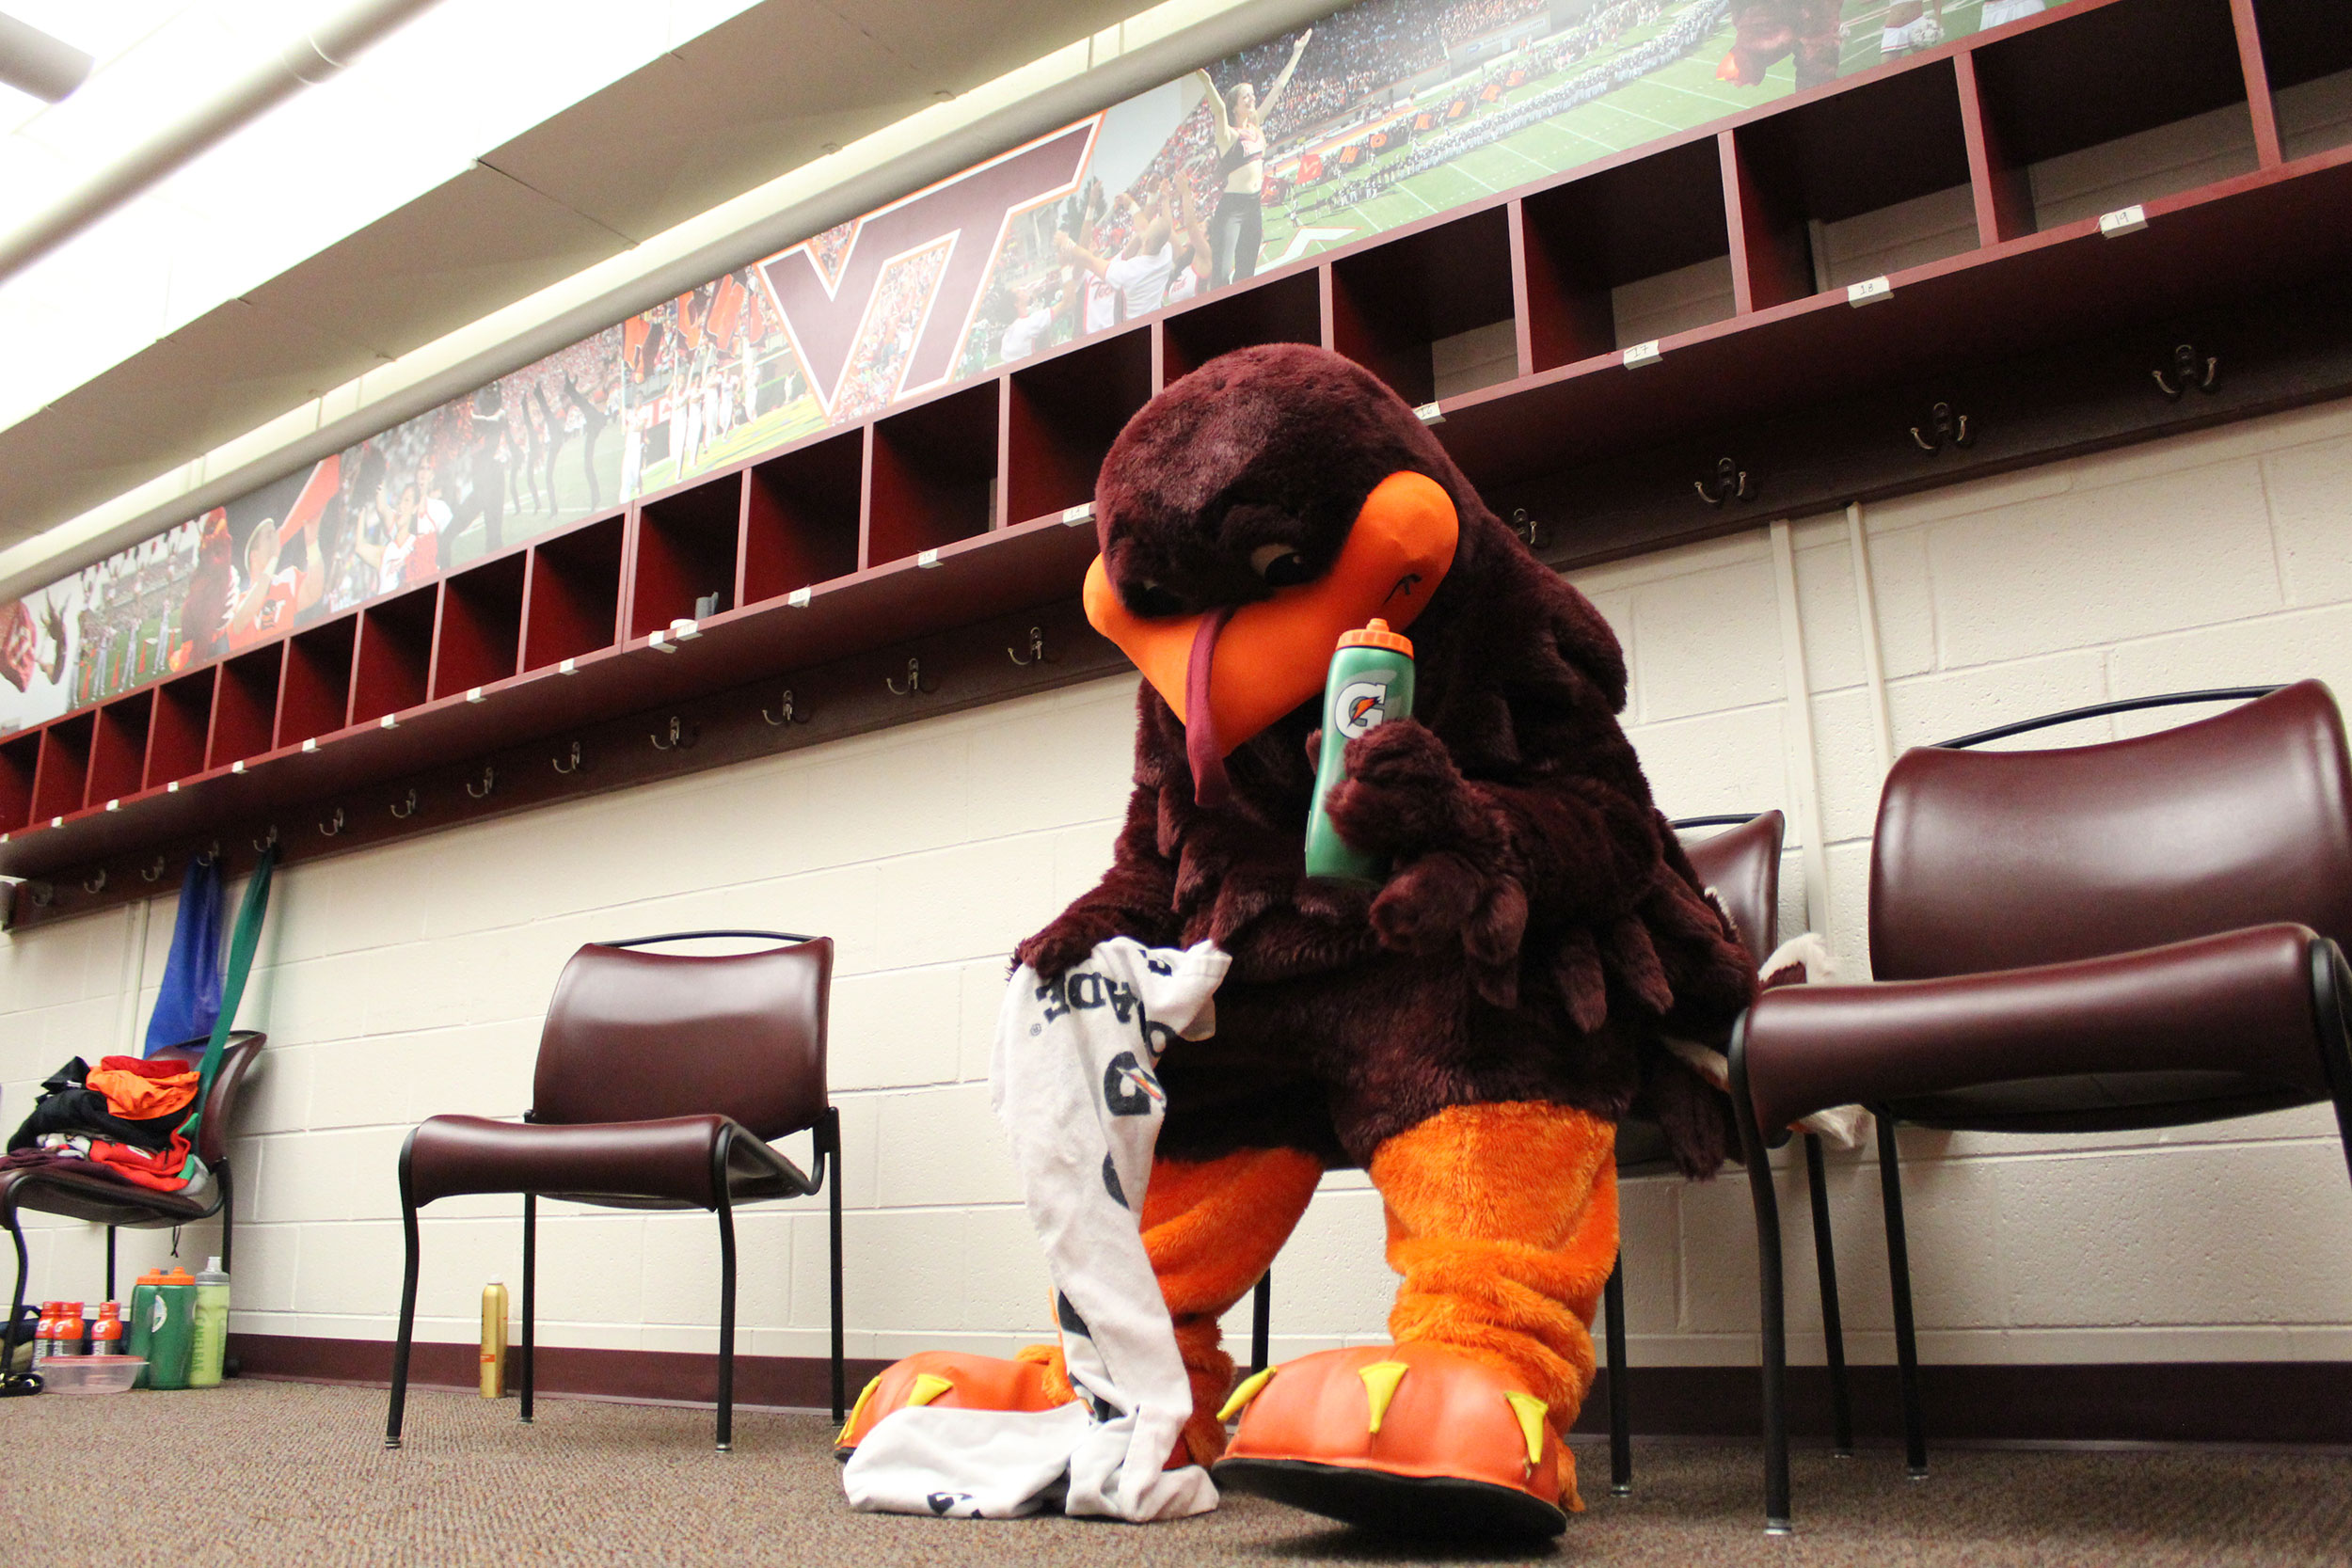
0,1032,265,1385
1729,683,2352,1531
385,932,839,1453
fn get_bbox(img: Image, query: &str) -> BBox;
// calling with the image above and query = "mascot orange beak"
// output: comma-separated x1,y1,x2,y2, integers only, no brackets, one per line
1084,469,1460,803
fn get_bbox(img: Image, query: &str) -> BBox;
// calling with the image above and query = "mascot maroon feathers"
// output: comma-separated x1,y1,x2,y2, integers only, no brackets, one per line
844,344,1756,1538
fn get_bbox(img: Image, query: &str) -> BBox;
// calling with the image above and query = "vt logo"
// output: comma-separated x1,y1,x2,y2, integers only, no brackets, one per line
757,121,1097,417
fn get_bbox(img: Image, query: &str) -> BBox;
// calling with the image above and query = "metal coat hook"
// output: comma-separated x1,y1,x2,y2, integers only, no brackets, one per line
1510,508,1549,549
762,689,810,726
195,840,221,867
552,740,584,775
1910,401,1974,453
140,856,167,885
253,826,280,853
1694,457,1756,506
390,788,420,820
650,716,697,752
2153,342,2219,400
885,657,935,697
466,766,498,799
318,807,346,838
25,881,52,908
83,868,108,895
1007,626,1056,667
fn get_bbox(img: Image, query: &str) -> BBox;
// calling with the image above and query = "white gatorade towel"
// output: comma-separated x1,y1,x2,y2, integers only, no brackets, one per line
843,938,1230,1522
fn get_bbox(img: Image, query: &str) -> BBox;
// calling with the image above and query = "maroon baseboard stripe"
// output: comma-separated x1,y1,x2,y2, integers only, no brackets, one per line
228,1335,2352,1444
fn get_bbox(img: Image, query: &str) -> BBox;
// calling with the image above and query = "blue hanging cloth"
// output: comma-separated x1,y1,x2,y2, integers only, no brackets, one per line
142,855,226,1055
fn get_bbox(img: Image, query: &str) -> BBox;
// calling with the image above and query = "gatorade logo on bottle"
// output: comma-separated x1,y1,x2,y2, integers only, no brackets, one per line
1336,676,1393,739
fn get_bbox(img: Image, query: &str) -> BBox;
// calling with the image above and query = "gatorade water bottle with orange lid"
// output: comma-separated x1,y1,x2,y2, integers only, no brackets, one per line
91,1301,124,1356
30,1303,61,1365
54,1303,85,1358
1303,619,1417,886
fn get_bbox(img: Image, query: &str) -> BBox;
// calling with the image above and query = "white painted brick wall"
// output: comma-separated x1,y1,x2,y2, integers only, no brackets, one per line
5,399,2352,1383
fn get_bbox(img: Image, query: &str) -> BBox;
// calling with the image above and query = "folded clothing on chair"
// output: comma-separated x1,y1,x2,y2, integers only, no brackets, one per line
8,1056,197,1154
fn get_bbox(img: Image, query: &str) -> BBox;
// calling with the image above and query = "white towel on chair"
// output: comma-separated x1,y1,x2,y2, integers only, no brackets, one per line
842,937,1229,1522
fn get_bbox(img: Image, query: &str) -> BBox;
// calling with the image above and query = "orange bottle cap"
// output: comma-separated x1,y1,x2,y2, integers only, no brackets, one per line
159,1269,195,1285
136,1269,168,1285
1338,617,1413,655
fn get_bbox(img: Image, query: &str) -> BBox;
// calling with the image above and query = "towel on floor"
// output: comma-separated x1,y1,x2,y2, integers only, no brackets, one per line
843,938,1230,1522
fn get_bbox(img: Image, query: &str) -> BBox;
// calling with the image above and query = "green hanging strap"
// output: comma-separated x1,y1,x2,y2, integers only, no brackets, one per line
181,844,278,1146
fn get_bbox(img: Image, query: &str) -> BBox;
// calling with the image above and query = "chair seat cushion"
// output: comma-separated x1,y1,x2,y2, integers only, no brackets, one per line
1737,924,2336,1137
0,1159,216,1228
403,1114,815,1211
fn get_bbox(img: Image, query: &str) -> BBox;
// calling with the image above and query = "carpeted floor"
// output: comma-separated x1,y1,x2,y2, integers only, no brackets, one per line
5,1379,2348,1566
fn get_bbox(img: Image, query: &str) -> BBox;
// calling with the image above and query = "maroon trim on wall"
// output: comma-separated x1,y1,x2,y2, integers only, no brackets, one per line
231,1333,2352,1444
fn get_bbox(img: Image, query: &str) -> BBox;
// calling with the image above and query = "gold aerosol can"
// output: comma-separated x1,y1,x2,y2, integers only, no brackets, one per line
480,1280,510,1398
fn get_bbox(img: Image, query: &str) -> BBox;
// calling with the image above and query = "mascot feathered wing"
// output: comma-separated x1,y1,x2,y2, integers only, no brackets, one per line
843,345,1755,1538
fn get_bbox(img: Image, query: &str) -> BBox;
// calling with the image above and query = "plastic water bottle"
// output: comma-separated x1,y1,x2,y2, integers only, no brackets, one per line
1303,619,1418,886
147,1269,198,1390
189,1259,230,1387
128,1269,167,1388
90,1302,124,1357
53,1302,85,1359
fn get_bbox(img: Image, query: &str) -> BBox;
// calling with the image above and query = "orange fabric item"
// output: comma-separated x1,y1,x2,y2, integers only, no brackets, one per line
1368,1100,1620,1508
1082,469,1458,760
834,1351,1070,1452
1141,1147,1325,1465
1220,1342,1570,1515
84,1056,199,1121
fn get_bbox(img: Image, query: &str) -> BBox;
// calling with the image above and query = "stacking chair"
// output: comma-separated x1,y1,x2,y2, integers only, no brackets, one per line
0,1032,265,1386
1248,811,1857,1492
1729,683,2352,1531
385,931,842,1452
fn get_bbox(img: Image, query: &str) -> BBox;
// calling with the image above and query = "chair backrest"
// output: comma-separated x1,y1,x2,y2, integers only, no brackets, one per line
1679,810,1785,962
148,1031,265,1168
532,933,833,1140
1869,681,2352,982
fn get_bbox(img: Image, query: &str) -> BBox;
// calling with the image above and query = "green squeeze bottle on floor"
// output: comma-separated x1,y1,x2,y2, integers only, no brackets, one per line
128,1269,167,1388
1303,618,1417,886
189,1257,231,1387
147,1267,198,1390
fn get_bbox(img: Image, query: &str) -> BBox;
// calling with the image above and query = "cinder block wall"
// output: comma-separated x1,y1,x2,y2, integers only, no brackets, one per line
4,397,2349,1378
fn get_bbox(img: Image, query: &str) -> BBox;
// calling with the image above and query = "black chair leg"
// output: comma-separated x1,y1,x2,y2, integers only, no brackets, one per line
1604,1251,1631,1495
1802,1135,1854,1458
1875,1113,1928,1479
520,1194,536,1424
3,1216,28,1391
1730,1030,1792,1535
2315,943,2352,1189
105,1227,117,1302
716,1190,738,1453
1250,1271,1272,1374
386,1189,421,1449
827,1107,845,1423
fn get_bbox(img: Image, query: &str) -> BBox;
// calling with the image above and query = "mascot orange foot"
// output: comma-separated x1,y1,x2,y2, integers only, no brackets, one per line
1213,1102,1615,1540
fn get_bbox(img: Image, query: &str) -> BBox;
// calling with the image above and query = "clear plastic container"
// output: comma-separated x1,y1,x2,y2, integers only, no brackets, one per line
40,1355,144,1395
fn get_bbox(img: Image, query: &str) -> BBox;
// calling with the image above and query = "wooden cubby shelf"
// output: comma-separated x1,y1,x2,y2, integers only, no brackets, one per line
7,0,2352,925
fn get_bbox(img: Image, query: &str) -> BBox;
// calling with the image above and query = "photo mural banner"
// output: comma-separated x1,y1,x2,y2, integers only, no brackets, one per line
1,0,2076,735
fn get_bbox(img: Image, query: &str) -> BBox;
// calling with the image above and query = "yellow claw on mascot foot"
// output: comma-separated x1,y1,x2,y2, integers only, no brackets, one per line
1211,1343,1576,1540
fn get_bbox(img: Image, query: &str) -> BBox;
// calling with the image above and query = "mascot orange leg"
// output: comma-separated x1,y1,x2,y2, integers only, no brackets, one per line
1215,1101,1616,1539
834,1146,1322,1466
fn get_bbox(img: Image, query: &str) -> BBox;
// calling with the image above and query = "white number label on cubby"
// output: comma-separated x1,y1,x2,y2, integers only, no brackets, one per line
1847,276,1893,307
1623,341,1662,369
2099,205,2148,238
917,548,943,569
1414,402,1445,425
1061,503,1094,528
380,714,398,729
788,587,812,608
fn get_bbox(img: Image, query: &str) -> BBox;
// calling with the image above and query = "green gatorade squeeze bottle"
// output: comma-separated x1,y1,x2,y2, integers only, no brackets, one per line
146,1267,198,1390
1303,618,1417,886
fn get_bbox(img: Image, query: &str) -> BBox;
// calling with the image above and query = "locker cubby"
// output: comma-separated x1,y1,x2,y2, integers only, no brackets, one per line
352,587,436,724
1330,206,1518,406
207,648,282,769
1003,330,1152,526
866,382,999,567
433,553,526,699
1726,58,1976,306
743,431,863,605
631,476,743,638
144,670,215,788
523,514,625,672
278,615,358,748
31,712,92,821
1966,0,2258,239
86,691,153,805
2251,0,2352,160
1160,267,1322,382
1519,137,1734,371
0,733,38,833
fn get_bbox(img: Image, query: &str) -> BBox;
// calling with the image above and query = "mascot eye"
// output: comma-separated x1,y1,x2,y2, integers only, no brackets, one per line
1249,545,1315,587
1124,579,1189,619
